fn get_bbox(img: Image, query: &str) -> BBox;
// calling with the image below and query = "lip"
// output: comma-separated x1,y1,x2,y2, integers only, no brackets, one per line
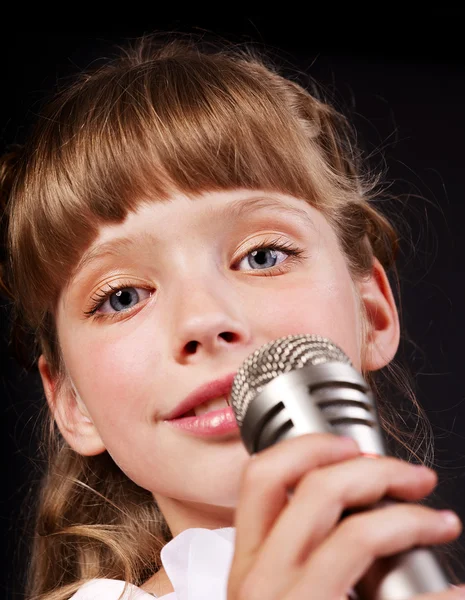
163,372,237,421
166,406,239,437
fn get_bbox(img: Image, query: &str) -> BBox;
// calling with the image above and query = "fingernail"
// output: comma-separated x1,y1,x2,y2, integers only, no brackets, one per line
439,510,461,529
337,436,359,449
450,584,465,595
412,464,434,474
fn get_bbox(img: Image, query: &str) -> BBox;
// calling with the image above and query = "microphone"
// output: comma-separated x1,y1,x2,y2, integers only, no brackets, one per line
229,333,450,600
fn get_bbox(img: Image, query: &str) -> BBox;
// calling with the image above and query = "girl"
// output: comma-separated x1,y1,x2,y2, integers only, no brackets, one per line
1,36,463,600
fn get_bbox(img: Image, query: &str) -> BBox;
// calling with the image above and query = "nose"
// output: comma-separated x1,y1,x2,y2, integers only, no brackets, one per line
170,280,251,363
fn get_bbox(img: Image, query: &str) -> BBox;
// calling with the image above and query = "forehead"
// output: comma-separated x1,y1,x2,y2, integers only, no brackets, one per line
74,189,320,270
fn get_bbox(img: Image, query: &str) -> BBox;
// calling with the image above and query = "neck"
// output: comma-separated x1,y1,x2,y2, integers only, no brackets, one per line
154,494,235,537
141,567,174,597
141,499,235,597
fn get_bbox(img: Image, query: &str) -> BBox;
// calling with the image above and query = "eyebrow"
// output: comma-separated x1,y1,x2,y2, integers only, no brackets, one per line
224,195,315,228
73,195,315,278
71,230,159,281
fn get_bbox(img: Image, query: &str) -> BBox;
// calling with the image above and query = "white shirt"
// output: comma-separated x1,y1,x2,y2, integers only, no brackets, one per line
70,527,236,599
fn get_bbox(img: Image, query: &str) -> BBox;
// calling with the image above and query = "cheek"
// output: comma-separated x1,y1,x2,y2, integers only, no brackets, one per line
60,323,166,485
256,274,363,368
61,318,161,424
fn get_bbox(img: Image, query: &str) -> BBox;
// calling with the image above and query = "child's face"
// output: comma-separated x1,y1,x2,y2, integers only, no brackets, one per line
41,189,399,534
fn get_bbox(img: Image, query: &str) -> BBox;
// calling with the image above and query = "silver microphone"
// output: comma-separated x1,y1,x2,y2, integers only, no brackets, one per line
229,333,450,600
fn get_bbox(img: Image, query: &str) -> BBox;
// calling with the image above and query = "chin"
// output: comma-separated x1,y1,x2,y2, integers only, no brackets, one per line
188,480,242,510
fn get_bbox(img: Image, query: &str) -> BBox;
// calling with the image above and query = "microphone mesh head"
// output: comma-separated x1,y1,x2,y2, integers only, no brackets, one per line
230,334,351,425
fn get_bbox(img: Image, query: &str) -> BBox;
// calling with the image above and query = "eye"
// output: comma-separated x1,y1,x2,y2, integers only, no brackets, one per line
238,247,288,270
103,287,150,313
86,284,153,317
235,240,304,272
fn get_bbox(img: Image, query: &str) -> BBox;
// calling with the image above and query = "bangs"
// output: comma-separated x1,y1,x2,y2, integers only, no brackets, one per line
9,42,353,324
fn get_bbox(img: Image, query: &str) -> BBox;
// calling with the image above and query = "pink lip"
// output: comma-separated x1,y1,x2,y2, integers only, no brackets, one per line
166,406,239,437
163,373,237,421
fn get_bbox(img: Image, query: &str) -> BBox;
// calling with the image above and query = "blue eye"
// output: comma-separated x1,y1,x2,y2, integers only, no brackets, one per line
234,239,305,273
108,288,141,311
86,285,153,317
238,247,288,270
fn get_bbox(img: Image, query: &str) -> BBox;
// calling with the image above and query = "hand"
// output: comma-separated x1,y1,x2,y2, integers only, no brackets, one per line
228,433,462,600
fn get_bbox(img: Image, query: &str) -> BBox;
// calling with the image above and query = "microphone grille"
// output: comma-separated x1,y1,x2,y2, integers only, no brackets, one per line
230,334,351,425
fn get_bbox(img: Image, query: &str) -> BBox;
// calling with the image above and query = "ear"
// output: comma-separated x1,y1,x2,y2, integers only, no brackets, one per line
38,355,106,456
357,258,400,371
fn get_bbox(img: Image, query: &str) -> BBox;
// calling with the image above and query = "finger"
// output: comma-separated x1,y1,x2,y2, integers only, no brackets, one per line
260,457,436,568
245,458,436,599
289,505,462,600
411,585,465,600
229,434,360,596
233,434,359,555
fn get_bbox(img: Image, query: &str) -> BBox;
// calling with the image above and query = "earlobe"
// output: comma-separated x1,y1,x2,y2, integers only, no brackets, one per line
38,355,106,456
358,258,400,372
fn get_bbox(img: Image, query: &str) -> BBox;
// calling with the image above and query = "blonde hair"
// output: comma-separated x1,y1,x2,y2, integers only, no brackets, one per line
0,36,436,599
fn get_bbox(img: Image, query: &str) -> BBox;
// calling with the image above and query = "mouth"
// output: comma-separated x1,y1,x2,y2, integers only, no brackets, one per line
164,373,236,421
181,395,230,418
163,373,239,437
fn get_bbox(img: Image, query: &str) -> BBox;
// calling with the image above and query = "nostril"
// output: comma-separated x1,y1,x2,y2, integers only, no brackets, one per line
185,340,199,354
219,331,236,343
182,332,239,356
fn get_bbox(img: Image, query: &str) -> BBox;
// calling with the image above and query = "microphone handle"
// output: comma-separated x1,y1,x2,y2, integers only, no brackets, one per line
240,363,451,600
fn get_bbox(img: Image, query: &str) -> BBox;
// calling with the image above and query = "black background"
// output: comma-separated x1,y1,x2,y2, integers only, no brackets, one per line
1,17,464,598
